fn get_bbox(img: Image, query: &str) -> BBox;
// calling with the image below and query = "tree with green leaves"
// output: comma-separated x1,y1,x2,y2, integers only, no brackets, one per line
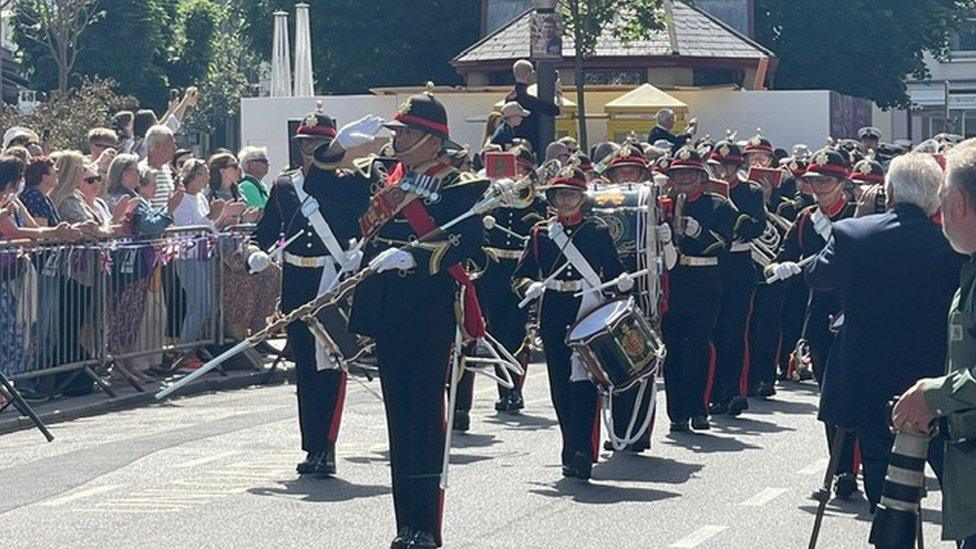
12,0,102,92
233,0,479,94
559,0,665,149
0,77,136,150
755,0,976,108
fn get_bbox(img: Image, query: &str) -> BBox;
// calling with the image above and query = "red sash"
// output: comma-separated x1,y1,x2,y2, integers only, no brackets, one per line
382,162,487,339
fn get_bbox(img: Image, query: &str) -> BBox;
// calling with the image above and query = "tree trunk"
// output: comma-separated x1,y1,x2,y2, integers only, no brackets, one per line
573,50,588,153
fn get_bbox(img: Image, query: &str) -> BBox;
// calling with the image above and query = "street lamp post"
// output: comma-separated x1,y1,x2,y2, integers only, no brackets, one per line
532,0,559,150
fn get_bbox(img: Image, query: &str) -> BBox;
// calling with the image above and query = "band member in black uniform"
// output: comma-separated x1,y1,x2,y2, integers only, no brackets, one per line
252,111,357,478
707,141,766,417
764,148,859,498
742,132,775,169
453,146,547,425
850,157,887,217
748,155,815,392
603,143,651,185
512,166,628,480
661,148,738,432
309,89,489,548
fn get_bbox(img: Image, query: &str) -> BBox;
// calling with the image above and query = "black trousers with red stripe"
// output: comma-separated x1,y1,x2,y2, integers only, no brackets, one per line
662,266,722,421
281,263,347,455
288,321,347,454
540,293,599,465
374,327,453,543
711,252,757,404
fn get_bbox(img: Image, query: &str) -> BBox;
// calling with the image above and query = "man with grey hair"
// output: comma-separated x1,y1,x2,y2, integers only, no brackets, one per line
238,146,270,209
138,125,178,211
647,108,697,148
894,147,976,546
806,152,964,509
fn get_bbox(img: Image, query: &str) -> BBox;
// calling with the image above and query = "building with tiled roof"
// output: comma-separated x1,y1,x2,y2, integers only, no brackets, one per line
456,0,776,90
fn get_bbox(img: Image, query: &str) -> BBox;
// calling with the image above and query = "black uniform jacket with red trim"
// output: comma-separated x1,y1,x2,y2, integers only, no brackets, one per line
309,150,489,339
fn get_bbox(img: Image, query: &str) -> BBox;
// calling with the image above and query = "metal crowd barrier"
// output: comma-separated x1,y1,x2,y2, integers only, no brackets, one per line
0,224,280,401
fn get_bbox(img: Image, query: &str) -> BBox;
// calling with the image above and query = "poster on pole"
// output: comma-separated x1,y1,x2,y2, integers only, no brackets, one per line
530,12,563,60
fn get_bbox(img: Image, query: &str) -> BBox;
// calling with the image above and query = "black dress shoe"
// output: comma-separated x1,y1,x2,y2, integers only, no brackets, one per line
561,464,577,478
757,381,777,398
570,451,592,481
391,527,414,549
691,415,711,431
834,472,857,499
708,401,729,415
407,530,438,547
670,420,690,433
452,410,470,432
508,390,525,411
296,452,318,475
628,439,650,453
728,396,749,416
311,445,337,478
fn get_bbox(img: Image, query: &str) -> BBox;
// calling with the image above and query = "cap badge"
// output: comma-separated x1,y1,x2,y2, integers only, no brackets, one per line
750,135,763,146
858,162,873,175
678,148,693,161
397,99,413,116
719,145,731,157
304,114,318,127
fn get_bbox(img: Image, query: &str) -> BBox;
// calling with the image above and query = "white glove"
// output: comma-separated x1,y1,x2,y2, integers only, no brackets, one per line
811,209,832,240
246,251,272,274
524,281,545,302
770,261,802,281
368,248,416,273
615,273,635,292
341,248,364,272
335,115,385,149
687,118,699,136
663,242,678,270
655,223,673,245
682,216,702,238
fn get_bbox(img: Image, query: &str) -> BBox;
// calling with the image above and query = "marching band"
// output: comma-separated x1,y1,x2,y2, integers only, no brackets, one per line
157,84,951,548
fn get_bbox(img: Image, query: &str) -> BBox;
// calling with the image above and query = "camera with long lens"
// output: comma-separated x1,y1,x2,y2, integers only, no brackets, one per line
869,397,933,549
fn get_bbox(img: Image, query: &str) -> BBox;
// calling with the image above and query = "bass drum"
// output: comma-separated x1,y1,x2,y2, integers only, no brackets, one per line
588,183,663,322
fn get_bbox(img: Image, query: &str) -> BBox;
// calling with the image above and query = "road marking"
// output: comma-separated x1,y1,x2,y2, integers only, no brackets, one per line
175,451,241,468
800,458,829,475
40,485,120,507
739,487,788,507
669,525,728,548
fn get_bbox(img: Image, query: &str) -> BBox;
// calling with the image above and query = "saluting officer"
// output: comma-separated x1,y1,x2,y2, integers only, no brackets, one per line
512,166,629,480
309,88,489,549
707,140,766,417
253,110,358,478
765,148,860,499
661,147,738,433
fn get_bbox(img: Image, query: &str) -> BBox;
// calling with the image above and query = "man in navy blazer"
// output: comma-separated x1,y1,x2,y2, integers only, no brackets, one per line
805,152,964,508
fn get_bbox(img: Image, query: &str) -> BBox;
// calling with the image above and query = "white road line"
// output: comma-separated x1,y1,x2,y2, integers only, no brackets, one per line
739,487,788,507
800,458,829,475
175,451,241,468
669,525,728,548
40,485,120,507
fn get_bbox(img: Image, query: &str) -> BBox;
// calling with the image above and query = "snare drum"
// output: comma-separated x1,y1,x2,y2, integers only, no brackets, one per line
566,298,665,394
304,299,374,367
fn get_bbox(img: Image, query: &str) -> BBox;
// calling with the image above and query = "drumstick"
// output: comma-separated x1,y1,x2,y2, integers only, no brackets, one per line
517,261,570,309
483,216,529,242
766,254,817,283
573,268,651,297
266,232,303,261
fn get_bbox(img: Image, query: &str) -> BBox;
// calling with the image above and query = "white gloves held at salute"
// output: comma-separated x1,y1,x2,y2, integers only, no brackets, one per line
336,115,385,150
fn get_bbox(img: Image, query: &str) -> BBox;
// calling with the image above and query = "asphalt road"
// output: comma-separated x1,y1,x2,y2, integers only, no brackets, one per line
0,365,951,548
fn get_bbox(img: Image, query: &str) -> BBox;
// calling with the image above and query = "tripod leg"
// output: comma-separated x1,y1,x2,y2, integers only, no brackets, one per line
0,372,54,442
808,427,851,549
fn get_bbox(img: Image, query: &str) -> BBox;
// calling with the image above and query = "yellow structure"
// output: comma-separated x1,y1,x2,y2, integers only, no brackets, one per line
604,84,689,143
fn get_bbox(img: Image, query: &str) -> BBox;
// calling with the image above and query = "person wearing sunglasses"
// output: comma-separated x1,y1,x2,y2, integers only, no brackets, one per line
237,146,270,209
51,151,117,239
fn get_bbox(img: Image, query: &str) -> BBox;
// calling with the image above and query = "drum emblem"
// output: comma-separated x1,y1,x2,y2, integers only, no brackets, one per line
595,191,626,206
619,323,646,358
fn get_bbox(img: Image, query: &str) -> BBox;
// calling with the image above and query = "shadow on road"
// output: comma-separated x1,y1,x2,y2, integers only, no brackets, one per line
797,499,943,526
247,476,391,503
527,477,681,505
451,432,501,449
483,412,559,431
709,416,798,436
662,432,763,453
593,453,703,485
